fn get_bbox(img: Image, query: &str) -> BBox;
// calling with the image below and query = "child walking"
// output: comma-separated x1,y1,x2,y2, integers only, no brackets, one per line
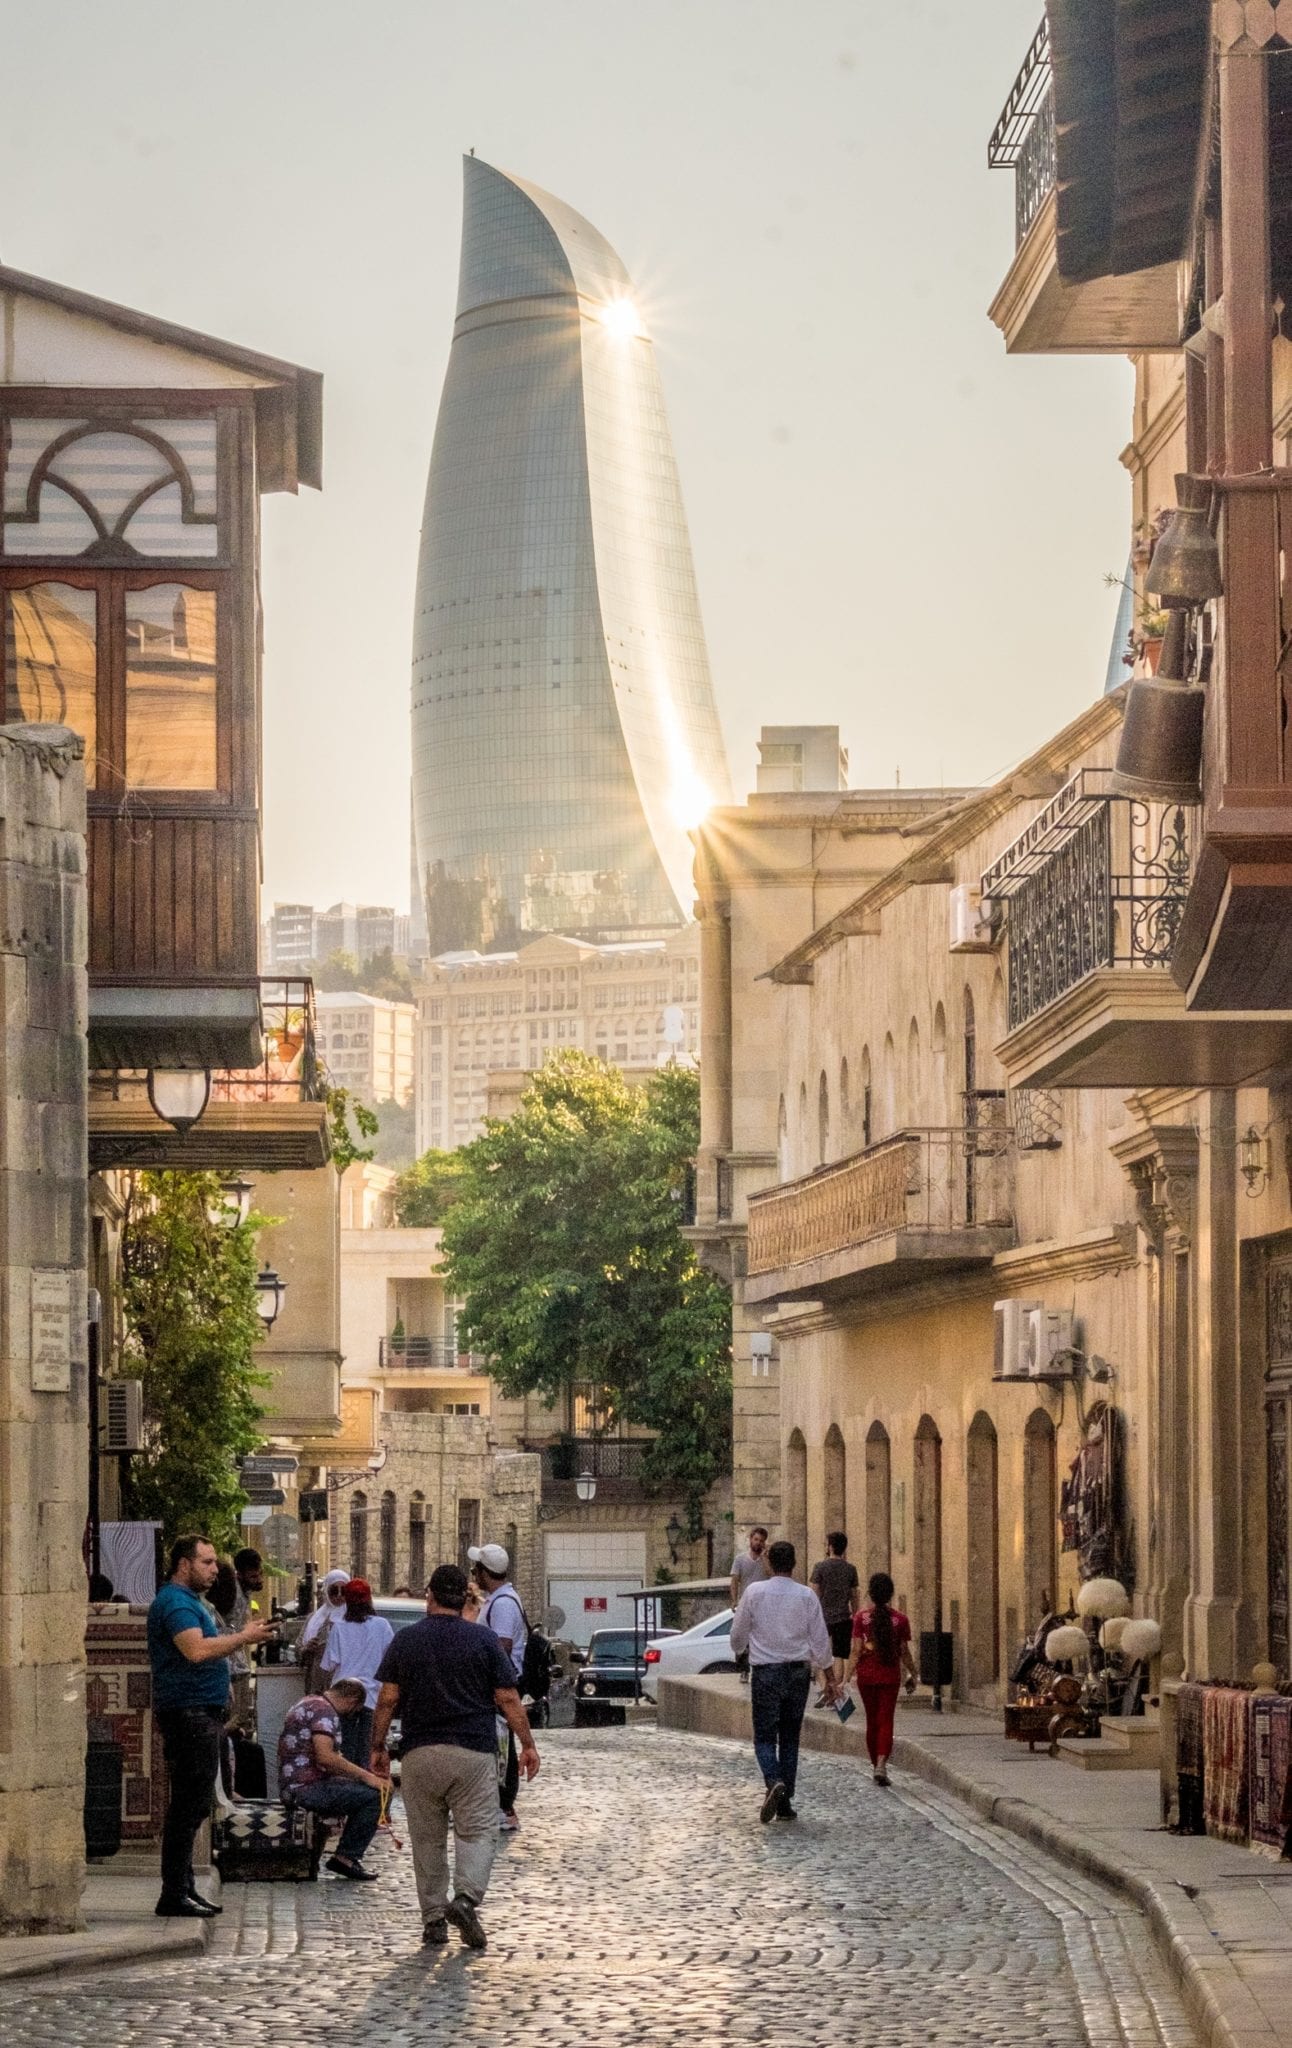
846,1572,918,1785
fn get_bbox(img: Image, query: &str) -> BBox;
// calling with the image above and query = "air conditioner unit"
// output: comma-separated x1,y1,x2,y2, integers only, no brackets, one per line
949,883,998,953
99,1379,143,1454
1030,1307,1075,1377
993,1300,1041,1380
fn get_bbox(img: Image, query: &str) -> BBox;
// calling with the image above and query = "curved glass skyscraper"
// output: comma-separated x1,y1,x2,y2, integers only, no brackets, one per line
412,157,731,953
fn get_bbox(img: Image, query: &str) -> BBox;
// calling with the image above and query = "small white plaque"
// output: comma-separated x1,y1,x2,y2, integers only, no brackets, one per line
31,1269,72,1392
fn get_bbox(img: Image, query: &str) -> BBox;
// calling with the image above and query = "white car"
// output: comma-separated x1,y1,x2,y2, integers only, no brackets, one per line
642,1607,737,1699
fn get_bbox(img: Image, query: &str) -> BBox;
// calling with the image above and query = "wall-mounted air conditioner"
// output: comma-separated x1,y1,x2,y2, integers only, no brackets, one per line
99,1379,143,1454
993,1300,1041,1380
949,884,998,954
1030,1307,1074,1377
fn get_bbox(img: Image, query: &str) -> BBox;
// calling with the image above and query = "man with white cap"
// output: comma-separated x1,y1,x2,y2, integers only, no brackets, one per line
468,1543,527,1832
299,1569,350,1694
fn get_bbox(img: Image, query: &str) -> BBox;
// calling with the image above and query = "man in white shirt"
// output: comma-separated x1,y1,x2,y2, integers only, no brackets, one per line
729,1540,841,1823
469,1543,528,1833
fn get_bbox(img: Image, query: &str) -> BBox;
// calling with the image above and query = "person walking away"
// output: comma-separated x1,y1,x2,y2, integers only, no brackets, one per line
468,1543,527,1832
729,1540,840,1822
299,1568,350,1693
146,1533,274,1917
729,1527,771,1685
809,1532,859,1705
278,1677,386,1880
372,1563,539,1952
846,1571,918,1785
321,1579,393,1766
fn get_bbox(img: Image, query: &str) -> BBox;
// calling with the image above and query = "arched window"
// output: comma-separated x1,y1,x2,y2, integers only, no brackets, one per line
1023,1410,1057,1629
882,1033,896,1137
798,1081,808,1172
865,1422,891,1578
409,1493,427,1593
907,1017,921,1122
817,1071,830,1166
785,1429,808,1574
932,1001,947,1056
965,1413,1000,1689
349,1491,368,1580
777,1094,789,1181
913,1417,942,1645
963,989,977,1097
839,1058,850,1143
823,1424,846,1545
379,1490,397,1594
860,1046,873,1149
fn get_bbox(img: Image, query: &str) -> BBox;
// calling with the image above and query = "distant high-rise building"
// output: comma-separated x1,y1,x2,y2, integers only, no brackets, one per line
316,992,416,1106
755,727,849,794
261,901,409,971
411,157,731,955
265,903,315,970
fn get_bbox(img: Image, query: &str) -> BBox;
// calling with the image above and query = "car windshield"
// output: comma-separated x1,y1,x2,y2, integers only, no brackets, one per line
376,1603,426,1632
587,1632,639,1661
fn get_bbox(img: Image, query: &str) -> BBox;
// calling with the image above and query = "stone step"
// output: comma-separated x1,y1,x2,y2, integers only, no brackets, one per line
1055,1717,1161,1771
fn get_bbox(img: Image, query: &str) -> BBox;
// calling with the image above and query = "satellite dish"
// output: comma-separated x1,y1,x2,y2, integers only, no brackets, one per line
544,1604,566,1634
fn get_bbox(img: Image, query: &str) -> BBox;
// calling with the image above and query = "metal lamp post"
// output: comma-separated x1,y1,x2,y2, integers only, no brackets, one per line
147,1067,211,1136
255,1266,287,1332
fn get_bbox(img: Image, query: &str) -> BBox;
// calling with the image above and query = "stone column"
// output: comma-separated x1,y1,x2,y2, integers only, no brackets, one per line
1186,1091,1243,1679
0,727,89,1934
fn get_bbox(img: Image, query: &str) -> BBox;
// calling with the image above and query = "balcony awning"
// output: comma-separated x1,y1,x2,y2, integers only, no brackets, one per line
89,983,262,1071
1046,0,1210,284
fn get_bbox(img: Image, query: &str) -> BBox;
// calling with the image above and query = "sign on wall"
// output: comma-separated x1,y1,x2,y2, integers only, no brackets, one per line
31,1269,72,1392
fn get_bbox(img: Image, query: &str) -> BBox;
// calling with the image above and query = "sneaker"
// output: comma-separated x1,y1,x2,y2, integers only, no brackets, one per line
760,1779,786,1825
498,1810,521,1831
326,1855,378,1881
423,1918,449,1946
776,1799,798,1821
446,1893,488,1950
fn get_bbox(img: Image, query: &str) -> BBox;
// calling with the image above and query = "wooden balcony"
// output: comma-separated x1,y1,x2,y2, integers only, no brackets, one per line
89,978,330,1169
744,1126,1015,1309
986,22,1182,355
985,774,1292,1088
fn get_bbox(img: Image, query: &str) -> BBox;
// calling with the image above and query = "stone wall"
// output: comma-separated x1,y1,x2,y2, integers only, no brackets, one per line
0,726,89,1933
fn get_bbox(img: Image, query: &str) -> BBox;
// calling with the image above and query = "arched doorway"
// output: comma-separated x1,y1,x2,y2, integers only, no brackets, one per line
785,1429,808,1574
349,1491,368,1579
408,1494,427,1592
913,1416,942,1645
965,1413,1000,1689
1023,1409,1057,1630
379,1490,397,1593
865,1422,891,1579
823,1425,846,1546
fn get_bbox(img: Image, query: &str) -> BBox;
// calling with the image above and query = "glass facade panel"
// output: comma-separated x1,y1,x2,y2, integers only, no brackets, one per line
412,158,730,952
125,584,216,789
4,583,98,785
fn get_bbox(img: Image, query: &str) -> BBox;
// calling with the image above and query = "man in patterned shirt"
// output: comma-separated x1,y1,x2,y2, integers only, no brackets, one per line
278,1677,386,1880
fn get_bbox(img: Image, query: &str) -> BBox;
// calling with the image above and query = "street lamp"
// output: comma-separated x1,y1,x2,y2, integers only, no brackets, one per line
255,1266,287,1331
665,1511,684,1563
574,1469,597,1503
217,1173,254,1225
147,1067,211,1136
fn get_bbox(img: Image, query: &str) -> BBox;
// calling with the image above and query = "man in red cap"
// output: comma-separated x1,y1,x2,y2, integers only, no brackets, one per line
321,1578,394,1768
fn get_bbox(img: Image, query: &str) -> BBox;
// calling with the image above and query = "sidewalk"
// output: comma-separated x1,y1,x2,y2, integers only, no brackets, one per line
658,1674,1292,2048
0,1866,217,1984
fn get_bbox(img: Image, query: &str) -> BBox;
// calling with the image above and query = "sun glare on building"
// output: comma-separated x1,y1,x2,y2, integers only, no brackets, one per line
597,294,645,340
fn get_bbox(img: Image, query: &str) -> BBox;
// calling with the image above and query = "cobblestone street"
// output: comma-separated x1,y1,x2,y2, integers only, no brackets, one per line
0,1729,1199,2047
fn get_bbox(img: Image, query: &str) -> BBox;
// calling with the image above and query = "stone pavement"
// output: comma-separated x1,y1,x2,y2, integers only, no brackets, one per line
0,1727,1196,2048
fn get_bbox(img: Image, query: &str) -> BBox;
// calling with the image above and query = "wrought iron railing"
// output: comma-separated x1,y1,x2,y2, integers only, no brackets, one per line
988,20,1055,247
746,1126,1014,1278
533,1438,651,1481
982,774,1195,1033
378,1335,484,1370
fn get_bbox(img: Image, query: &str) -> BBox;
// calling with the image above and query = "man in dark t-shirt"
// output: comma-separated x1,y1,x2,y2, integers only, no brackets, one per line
809,1531,860,1700
372,1562,539,1952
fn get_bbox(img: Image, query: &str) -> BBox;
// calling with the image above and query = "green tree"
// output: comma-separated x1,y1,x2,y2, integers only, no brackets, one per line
441,1052,731,1528
371,1096,417,1168
312,949,361,992
393,1146,470,1226
358,948,414,1003
324,1084,379,1174
118,1172,270,1547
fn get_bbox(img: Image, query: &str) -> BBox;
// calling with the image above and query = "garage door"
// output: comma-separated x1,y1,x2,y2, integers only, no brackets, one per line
547,1575,645,1649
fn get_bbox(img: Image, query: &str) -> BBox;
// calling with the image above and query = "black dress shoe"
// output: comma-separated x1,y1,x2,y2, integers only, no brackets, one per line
326,1855,378,1881
187,1888,223,1912
155,1895,217,1918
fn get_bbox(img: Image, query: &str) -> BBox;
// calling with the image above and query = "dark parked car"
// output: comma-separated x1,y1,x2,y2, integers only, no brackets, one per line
572,1627,677,1726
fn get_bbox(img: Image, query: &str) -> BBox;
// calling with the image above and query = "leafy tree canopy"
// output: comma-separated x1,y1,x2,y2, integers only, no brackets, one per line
324,1084,379,1175
441,1052,731,1528
119,1172,270,1547
371,1095,417,1169
311,948,413,1004
393,1146,471,1226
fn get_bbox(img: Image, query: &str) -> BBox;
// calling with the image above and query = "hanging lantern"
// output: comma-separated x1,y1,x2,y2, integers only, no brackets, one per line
1112,611,1204,804
1146,473,1222,609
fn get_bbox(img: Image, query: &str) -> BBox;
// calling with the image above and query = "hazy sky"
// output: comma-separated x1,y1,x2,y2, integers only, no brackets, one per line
3,2,1130,913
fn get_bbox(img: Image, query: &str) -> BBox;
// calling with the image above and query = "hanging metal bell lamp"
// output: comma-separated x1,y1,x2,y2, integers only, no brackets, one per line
1146,473,1222,609
1112,611,1204,805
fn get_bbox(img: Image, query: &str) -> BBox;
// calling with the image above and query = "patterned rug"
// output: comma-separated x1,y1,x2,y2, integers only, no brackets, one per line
1251,1694,1292,1854
1175,1680,1206,1836
1204,1686,1251,1844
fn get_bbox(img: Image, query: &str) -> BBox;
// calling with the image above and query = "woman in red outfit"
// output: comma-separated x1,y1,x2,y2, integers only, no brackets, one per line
847,1572,917,1784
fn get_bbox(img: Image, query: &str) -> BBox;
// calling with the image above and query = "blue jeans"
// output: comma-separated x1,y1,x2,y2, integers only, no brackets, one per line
750,1662,811,1797
339,1706,374,1767
290,1779,381,1862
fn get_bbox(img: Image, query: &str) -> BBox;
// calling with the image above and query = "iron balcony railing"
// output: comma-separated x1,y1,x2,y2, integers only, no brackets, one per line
982,772,1196,1033
533,1438,652,1482
378,1335,484,1370
746,1124,1014,1279
988,19,1055,247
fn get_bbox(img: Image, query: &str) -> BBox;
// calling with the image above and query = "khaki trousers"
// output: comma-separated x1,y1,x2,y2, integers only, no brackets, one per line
400,1742,499,1922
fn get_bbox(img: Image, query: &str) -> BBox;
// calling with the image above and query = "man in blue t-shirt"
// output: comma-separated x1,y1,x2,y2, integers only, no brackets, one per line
146,1533,273,1917
371,1562,539,1952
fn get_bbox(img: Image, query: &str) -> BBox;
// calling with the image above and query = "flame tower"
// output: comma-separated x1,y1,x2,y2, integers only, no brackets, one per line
412,157,731,952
